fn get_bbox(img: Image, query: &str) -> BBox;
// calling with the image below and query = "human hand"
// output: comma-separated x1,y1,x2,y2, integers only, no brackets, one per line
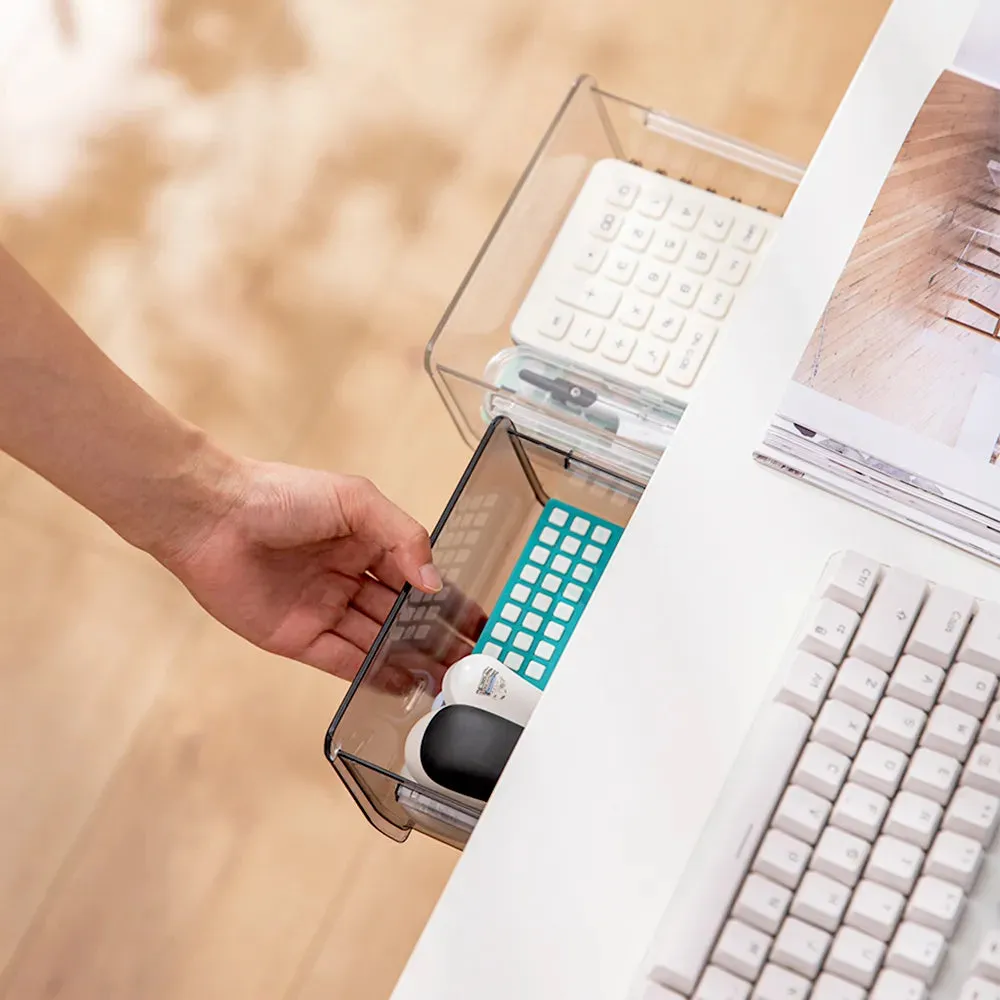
155,457,444,680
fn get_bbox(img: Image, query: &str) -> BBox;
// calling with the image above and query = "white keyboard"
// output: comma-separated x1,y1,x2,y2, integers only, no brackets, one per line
510,159,779,407
633,551,1000,1000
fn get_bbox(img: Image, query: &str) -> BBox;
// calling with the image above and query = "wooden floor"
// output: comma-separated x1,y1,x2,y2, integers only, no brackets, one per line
0,3,887,998
794,69,1000,447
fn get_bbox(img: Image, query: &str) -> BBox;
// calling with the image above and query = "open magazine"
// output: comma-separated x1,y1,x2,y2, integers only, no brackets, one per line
755,2,1000,563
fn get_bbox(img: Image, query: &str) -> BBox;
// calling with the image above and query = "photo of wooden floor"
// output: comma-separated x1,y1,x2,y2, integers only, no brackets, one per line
793,69,1000,459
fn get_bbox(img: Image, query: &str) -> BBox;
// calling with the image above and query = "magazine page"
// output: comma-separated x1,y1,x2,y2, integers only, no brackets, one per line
765,1,1000,538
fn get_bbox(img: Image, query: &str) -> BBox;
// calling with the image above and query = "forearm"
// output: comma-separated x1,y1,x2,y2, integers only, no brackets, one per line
0,245,236,558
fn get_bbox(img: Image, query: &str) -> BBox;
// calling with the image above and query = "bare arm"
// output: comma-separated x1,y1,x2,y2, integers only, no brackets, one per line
0,246,441,678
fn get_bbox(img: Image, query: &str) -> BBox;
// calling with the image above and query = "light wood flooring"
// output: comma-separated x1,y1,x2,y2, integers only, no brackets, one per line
0,2,887,997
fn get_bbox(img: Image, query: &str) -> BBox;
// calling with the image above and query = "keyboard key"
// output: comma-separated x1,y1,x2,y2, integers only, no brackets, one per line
973,930,1000,981
664,322,716,387
538,305,573,339
964,742,1000,795
512,632,532,651
831,782,888,841
570,516,590,534
607,178,639,208
511,583,531,602
561,536,580,555
590,209,624,240
500,603,522,623
667,197,703,230
777,651,835,717
923,703,978,761
574,241,607,273
621,220,656,252
866,835,924,894
871,969,928,1000
491,622,512,642
982,700,1000,745
650,305,685,341
530,545,550,565
962,980,1000,1000
541,575,560,593
637,191,670,219
884,791,941,850
701,211,734,242
869,698,925,755
504,651,523,670
548,507,568,527
850,568,928,670
543,622,563,641
902,747,959,805
751,965,809,1000
605,248,639,284
535,641,555,661
602,330,636,363
851,740,907,796
636,263,671,297
790,871,849,932
770,917,830,978
793,741,850,799
525,661,545,681
830,658,887,714
531,594,552,613
959,601,1000,674
556,277,621,318
925,829,983,891
812,826,868,886
732,219,767,252
699,282,735,319
633,340,669,376
734,874,792,934
582,544,601,563
592,525,611,543
774,784,831,844
754,829,810,889
551,554,571,574
905,875,964,937
523,612,543,631
821,552,881,613
711,920,770,981
942,662,997,719
563,583,583,601
886,921,946,984
684,239,718,275
553,601,573,621
692,967,749,1000
651,230,686,263
800,600,860,663
668,276,701,308
905,585,975,666
572,565,592,584
812,973,866,1000
845,879,903,942
717,249,751,285
826,925,884,988
482,642,502,658
944,785,1000,845
888,656,944,712
812,699,868,757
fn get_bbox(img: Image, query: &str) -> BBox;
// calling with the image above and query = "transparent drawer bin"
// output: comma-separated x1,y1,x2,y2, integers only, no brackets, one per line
425,74,805,486
324,417,642,848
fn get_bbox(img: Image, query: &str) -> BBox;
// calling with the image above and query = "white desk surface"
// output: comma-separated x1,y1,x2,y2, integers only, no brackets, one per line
392,1,994,997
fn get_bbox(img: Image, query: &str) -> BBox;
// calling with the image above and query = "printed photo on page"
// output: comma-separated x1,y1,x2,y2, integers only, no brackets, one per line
758,2,1000,560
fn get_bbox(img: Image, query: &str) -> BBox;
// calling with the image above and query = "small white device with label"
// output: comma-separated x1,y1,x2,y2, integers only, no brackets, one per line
442,654,543,728
511,158,780,407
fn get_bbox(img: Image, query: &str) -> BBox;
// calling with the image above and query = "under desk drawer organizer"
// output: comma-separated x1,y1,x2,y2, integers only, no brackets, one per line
324,417,641,849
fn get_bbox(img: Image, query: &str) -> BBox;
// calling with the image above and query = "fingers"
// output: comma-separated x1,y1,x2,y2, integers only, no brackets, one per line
299,632,365,680
337,477,441,594
351,575,400,623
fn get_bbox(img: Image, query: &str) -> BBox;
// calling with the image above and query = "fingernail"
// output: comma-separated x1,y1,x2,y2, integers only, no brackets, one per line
419,563,443,593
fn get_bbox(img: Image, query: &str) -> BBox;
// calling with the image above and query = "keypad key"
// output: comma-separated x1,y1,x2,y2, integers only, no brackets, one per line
621,220,656,252
651,305,686,342
637,191,670,219
668,276,702,308
620,295,654,330
700,211,734,242
569,319,604,351
556,277,621,318
574,242,607,273
590,209,624,240
633,341,668,376
601,330,636,363
651,230,686,263
684,239,718,275
606,179,639,208
732,219,767,252
667,197,703,230
636,264,671,297
539,306,573,339
664,323,716,387
605,248,639,285
699,282,735,319
717,249,750,285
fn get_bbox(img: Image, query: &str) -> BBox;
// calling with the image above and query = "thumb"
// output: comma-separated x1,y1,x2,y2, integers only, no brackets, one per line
337,477,441,593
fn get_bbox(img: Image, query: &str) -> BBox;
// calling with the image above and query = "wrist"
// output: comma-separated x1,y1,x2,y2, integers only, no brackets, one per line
115,426,245,568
